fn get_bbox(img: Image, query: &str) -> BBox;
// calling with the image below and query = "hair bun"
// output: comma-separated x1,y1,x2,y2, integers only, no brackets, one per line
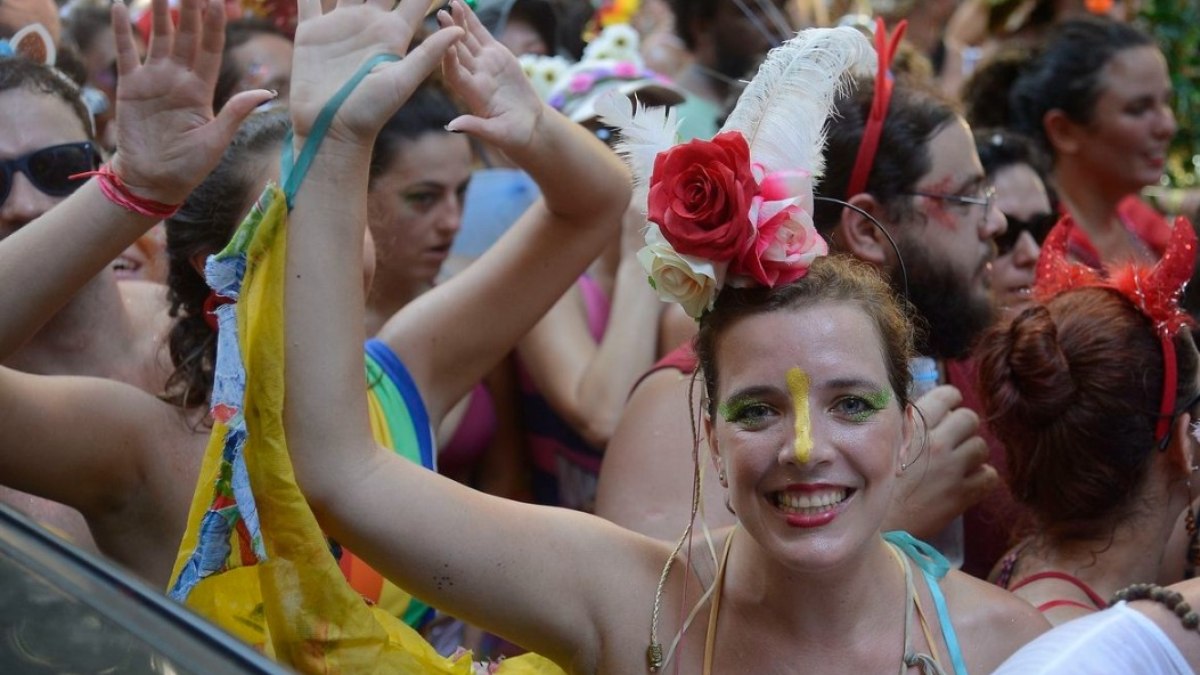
982,305,1077,428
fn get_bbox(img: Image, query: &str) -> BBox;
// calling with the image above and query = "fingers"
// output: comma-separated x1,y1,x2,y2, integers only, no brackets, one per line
173,0,203,65
444,113,486,137
212,89,278,143
112,1,140,78
194,0,227,84
394,0,436,28
383,24,462,102
147,0,174,61
958,463,1000,509
451,0,490,51
913,384,963,428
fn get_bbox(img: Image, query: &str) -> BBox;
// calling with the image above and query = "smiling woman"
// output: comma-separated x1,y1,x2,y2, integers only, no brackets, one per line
1010,16,1178,268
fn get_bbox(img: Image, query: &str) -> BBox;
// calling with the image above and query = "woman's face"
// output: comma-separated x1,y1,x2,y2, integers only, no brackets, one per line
990,163,1052,314
1069,45,1175,193
707,302,912,570
0,89,90,241
367,132,472,295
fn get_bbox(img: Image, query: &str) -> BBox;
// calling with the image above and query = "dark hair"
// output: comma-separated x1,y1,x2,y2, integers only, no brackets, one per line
64,5,111,55
213,18,288,112
1009,17,1155,157
0,57,93,138
368,82,463,185
977,288,1200,542
812,76,959,233
961,47,1030,130
162,111,291,409
973,127,1058,211
696,255,915,417
671,0,718,51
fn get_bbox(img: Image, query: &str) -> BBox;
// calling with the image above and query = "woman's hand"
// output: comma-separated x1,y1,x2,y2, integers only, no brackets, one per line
438,0,545,153
108,0,274,206
289,0,462,149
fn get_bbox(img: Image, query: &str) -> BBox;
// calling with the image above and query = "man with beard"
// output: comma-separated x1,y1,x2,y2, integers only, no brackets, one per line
595,76,1009,570
669,0,793,139
813,76,1010,574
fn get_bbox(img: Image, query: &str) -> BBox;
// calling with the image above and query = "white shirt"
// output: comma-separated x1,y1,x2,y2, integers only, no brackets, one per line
993,601,1192,674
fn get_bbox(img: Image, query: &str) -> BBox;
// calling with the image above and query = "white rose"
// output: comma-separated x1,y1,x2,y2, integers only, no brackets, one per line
637,224,726,318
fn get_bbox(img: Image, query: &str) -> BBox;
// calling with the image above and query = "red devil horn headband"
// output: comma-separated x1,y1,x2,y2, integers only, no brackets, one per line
1034,216,1198,443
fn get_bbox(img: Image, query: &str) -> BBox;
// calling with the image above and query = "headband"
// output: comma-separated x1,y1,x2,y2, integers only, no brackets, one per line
1033,216,1197,444
845,18,906,198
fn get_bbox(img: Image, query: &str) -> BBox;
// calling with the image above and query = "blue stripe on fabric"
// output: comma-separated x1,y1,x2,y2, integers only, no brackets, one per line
364,339,435,471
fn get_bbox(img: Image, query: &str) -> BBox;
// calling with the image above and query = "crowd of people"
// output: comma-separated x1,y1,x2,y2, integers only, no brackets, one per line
1,0,1199,672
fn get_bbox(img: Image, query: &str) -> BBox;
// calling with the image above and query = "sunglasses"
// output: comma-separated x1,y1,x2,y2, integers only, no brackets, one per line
0,142,100,207
995,211,1058,255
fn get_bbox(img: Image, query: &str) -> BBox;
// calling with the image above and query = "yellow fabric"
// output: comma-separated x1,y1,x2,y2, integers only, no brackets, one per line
168,184,562,674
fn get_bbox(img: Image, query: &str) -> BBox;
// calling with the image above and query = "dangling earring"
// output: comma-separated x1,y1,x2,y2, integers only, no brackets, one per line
1186,472,1200,579
717,465,727,487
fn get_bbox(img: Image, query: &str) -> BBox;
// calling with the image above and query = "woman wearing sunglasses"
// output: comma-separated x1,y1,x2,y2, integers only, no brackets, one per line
1010,16,1177,268
975,129,1058,316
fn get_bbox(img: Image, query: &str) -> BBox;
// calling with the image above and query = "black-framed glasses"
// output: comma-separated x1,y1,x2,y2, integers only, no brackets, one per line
996,211,1059,255
906,185,997,215
0,142,100,207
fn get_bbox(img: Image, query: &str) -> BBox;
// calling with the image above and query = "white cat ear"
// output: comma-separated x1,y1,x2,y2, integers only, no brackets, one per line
10,23,56,66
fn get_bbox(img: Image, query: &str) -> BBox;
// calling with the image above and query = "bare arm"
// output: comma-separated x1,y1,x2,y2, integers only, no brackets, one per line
374,6,630,428
594,366,734,539
0,0,270,358
516,206,662,448
283,1,653,666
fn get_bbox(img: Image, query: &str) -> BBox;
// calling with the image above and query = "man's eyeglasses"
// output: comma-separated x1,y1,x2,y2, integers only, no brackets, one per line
906,185,997,216
0,142,100,207
995,211,1059,255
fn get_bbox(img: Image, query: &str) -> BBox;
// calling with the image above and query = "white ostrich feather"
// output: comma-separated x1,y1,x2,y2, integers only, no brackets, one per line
721,26,875,180
595,89,680,213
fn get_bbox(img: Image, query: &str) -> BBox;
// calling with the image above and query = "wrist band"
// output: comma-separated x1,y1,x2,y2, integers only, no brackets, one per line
71,164,181,219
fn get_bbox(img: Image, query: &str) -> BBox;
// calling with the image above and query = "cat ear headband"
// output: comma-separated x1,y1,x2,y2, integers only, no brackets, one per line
0,23,56,66
1033,215,1198,445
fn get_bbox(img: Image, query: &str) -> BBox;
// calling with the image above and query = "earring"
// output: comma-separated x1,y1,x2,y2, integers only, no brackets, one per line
717,466,727,486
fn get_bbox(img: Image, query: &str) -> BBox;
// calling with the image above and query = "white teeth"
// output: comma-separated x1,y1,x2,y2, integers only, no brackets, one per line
774,489,848,512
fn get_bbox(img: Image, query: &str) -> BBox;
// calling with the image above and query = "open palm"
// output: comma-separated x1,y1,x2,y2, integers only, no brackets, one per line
289,0,462,147
110,0,273,206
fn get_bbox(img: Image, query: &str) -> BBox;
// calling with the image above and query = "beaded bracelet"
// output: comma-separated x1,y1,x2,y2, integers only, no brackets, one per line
70,164,181,219
1111,583,1200,633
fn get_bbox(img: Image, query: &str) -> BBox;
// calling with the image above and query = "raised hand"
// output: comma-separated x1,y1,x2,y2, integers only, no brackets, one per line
886,385,1000,539
288,0,462,148
438,0,545,152
108,0,274,206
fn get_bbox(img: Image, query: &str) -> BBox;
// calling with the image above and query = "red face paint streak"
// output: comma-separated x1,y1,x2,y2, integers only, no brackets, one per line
915,176,960,231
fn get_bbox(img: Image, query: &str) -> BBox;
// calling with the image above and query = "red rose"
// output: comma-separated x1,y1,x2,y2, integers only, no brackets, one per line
646,132,757,262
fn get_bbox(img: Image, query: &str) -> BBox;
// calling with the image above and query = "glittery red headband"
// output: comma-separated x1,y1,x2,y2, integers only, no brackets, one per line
845,18,906,198
1034,216,1198,444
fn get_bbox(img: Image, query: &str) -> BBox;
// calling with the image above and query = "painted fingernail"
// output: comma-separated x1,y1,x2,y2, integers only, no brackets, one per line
445,124,463,134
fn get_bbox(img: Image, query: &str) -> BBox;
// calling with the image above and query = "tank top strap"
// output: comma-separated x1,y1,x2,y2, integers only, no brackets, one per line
883,531,968,675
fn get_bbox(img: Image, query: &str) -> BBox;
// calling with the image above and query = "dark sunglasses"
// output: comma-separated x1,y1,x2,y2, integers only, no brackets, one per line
0,142,100,207
995,211,1058,255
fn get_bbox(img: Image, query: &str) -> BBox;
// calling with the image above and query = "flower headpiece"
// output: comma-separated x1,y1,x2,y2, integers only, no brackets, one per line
1034,216,1198,444
600,27,875,318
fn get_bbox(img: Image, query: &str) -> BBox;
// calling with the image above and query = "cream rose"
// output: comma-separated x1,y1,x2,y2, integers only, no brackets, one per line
637,224,726,318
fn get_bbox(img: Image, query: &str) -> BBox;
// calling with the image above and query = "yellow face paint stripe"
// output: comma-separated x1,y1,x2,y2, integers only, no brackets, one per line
786,367,813,463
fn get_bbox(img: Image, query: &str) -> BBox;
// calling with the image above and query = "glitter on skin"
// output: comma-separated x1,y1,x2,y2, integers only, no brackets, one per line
719,395,756,424
786,367,813,463
851,389,892,423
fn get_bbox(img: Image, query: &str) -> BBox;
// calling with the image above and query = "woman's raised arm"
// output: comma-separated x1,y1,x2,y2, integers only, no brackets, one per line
283,1,656,668
0,0,271,358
